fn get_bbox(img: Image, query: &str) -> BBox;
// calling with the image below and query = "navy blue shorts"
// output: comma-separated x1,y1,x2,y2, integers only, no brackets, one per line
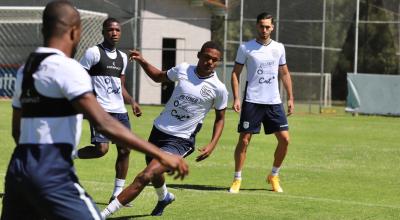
145,126,195,164
238,101,289,134
1,144,101,220
90,112,131,144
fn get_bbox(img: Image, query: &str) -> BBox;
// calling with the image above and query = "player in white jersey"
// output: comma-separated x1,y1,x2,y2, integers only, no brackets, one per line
101,41,228,218
1,1,188,219
229,12,294,194
75,17,142,204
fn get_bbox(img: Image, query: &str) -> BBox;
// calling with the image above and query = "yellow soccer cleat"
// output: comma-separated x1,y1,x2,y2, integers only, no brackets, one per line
229,179,242,193
267,174,283,192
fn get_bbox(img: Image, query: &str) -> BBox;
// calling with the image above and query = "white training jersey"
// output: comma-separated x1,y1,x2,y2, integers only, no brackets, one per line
12,47,93,148
235,39,287,104
80,45,128,113
154,63,228,139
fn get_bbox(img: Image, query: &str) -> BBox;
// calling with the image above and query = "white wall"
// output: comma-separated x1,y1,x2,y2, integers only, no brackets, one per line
138,0,212,104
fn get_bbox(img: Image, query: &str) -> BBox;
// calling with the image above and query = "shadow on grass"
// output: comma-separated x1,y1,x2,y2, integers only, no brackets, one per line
167,183,266,192
108,214,150,219
0,192,3,198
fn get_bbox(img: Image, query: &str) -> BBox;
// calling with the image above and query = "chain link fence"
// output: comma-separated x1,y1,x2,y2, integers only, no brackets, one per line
1,0,399,113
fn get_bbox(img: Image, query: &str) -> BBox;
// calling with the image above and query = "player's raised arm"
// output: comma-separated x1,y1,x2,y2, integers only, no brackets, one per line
129,50,169,83
71,92,189,179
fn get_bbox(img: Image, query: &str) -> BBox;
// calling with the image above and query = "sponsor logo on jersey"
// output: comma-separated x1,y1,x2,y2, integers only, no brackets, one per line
103,76,121,94
256,61,275,75
106,61,122,71
170,93,198,121
259,76,275,84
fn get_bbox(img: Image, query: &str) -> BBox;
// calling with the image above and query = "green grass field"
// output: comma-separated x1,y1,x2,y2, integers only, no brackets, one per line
1,100,400,219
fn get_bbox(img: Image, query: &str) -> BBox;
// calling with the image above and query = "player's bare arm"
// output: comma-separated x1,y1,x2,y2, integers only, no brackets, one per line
196,108,226,162
72,92,189,179
279,64,294,116
231,63,244,113
129,50,169,83
11,107,21,144
121,74,142,117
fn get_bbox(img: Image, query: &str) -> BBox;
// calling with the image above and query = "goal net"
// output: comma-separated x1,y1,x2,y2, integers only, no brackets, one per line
280,72,332,113
0,6,107,97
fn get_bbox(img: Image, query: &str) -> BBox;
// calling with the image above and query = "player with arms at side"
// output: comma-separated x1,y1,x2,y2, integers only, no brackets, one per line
75,17,142,204
101,41,228,218
1,1,188,219
229,12,294,193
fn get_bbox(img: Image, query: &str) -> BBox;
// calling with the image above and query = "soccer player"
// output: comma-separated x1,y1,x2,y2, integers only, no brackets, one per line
101,41,228,218
1,1,188,219
228,12,294,193
75,17,141,204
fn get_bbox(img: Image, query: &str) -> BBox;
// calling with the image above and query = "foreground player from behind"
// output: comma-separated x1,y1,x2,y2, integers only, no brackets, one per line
229,12,294,193
76,17,142,204
1,1,188,219
101,41,228,218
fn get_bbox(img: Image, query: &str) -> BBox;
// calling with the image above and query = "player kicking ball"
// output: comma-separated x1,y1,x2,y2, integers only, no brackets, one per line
101,41,228,218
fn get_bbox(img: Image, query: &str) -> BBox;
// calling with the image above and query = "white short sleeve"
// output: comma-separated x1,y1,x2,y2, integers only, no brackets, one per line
167,63,189,82
214,87,228,110
235,44,247,65
56,59,93,100
279,44,287,65
120,51,128,75
11,66,24,108
79,46,100,71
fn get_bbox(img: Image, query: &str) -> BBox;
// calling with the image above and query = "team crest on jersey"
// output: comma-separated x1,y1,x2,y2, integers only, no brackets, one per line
243,121,249,129
200,85,213,98
272,49,279,58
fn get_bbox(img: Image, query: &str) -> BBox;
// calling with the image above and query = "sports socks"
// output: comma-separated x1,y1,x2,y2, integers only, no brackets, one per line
234,171,242,180
155,184,168,201
112,178,125,197
102,198,123,218
271,166,281,176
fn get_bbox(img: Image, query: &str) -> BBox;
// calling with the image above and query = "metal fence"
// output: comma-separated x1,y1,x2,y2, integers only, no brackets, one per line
1,0,399,110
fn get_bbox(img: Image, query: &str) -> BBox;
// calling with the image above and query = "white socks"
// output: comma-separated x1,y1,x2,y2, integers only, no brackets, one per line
112,178,125,197
101,198,123,218
271,166,281,176
155,184,168,201
234,171,242,180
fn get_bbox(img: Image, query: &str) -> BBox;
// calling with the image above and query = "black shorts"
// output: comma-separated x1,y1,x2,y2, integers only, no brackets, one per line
145,126,195,164
1,144,101,219
90,112,131,144
238,101,289,134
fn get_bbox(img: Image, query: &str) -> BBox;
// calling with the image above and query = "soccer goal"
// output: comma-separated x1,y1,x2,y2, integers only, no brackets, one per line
0,7,107,97
280,72,332,113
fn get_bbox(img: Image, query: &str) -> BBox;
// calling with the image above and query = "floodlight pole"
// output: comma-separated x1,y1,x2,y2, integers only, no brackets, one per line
354,0,360,75
277,0,283,101
223,0,228,85
276,0,280,41
319,0,326,113
132,0,138,100
239,0,243,44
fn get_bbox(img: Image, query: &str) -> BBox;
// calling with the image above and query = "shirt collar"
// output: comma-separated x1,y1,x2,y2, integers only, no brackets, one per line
35,47,67,57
